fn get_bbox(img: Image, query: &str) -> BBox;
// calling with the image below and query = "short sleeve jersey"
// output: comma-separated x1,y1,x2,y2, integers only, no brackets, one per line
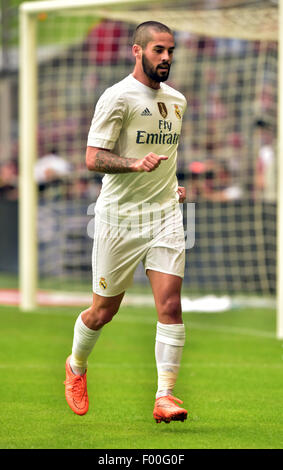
87,74,187,223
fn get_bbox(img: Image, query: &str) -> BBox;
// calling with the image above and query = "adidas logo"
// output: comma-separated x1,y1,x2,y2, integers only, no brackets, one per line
141,108,152,116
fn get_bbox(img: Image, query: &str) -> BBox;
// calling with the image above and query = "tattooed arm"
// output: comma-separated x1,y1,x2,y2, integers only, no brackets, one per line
86,147,136,173
86,147,168,174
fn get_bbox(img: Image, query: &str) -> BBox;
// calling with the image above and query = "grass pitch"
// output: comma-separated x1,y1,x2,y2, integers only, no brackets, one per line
0,303,282,449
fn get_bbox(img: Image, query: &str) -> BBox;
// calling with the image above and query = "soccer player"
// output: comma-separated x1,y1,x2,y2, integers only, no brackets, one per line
64,21,188,423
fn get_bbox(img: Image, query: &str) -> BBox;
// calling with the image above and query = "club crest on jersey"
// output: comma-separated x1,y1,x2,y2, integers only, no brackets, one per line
174,104,182,120
157,102,168,119
99,277,107,290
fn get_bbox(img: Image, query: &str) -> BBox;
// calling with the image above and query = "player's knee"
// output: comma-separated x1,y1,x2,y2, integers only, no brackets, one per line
94,307,117,328
160,295,182,322
88,304,118,329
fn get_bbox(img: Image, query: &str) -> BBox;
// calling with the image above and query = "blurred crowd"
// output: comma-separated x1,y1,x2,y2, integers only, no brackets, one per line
178,119,275,203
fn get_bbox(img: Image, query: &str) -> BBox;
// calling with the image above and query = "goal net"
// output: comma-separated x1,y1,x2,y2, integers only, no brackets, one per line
17,0,279,310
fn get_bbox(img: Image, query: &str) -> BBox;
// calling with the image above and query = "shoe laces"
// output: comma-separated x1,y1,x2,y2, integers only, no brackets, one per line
157,395,183,405
65,375,86,401
168,395,183,404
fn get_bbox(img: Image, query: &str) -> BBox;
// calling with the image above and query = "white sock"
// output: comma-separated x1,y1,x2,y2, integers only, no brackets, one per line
155,322,185,399
70,313,102,375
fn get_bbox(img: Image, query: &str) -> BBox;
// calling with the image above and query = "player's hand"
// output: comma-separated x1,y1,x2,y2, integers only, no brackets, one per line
131,153,168,172
177,186,186,203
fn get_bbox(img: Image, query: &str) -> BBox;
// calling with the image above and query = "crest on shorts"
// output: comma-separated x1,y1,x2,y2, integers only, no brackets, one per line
99,277,107,290
174,104,182,120
157,102,168,119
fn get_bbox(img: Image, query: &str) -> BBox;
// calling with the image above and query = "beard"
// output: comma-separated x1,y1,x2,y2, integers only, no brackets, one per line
142,54,171,82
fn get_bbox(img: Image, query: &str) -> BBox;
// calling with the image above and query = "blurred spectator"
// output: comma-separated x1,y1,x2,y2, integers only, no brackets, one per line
34,148,72,193
187,159,243,202
187,161,206,201
204,161,243,202
0,160,18,200
226,131,244,174
260,83,275,116
254,119,276,202
83,19,132,66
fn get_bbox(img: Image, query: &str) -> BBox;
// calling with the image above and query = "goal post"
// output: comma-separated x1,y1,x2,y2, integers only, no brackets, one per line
18,0,282,339
19,5,38,311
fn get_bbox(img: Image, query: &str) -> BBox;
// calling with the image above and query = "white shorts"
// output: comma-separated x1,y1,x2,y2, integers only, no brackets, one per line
92,211,185,297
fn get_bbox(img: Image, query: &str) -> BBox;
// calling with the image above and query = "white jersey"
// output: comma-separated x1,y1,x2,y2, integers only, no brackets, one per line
87,74,187,224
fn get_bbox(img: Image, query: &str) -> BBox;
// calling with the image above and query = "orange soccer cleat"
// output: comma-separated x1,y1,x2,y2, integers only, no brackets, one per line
153,395,188,423
64,355,89,416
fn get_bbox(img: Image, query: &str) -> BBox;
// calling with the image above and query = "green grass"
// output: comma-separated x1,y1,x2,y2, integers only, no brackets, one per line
0,303,282,449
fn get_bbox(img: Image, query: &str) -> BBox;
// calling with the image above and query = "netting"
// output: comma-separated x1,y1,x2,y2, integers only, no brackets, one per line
1,0,278,295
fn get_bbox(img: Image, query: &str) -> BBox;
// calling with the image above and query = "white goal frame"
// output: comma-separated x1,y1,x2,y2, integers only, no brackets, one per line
19,0,283,339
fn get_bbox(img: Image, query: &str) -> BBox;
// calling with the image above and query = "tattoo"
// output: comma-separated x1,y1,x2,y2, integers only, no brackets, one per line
94,150,137,174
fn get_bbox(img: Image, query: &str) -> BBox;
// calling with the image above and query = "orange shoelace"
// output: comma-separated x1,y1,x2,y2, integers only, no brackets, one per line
65,375,86,401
